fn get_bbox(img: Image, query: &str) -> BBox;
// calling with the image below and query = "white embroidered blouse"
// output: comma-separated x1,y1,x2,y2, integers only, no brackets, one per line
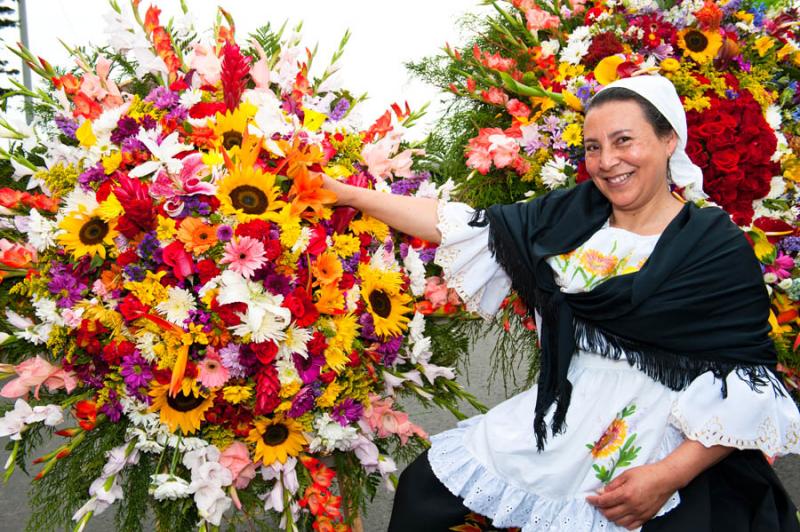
428,201,800,532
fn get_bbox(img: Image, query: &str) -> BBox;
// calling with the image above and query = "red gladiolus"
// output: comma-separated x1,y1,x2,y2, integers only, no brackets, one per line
75,400,98,430
220,43,251,111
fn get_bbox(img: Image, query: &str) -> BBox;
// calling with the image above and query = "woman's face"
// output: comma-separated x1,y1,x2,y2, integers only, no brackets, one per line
583,100,677,213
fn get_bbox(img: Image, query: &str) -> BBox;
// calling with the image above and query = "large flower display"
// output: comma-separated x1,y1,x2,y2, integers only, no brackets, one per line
411,0,800,400
0,4,479,531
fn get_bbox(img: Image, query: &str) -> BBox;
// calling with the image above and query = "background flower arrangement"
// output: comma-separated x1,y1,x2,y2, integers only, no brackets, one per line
409,0,800,399
0,2,483,531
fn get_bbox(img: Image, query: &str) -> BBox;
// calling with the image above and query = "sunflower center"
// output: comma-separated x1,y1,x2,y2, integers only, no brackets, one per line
684,30,709,52
78,218,110,246
230,185,269,215
222,131,243,150
263,423,289,446
166,390,206,412
369,290,392,318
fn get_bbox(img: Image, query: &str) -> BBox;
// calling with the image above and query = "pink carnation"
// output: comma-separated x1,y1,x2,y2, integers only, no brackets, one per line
525,7,561,31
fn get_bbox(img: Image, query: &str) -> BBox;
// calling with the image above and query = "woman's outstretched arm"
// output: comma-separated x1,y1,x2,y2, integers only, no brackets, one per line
321,175,442,244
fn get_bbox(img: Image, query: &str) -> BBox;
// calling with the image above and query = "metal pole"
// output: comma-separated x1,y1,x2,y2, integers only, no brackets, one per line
17,0,32,123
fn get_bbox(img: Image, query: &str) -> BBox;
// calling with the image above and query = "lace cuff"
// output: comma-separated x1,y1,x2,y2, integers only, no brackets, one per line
669,368,800,456
434,201,511,319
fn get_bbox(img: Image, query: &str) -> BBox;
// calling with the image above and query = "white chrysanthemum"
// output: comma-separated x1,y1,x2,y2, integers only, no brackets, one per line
403,247,426,297
134,331,160,363
560,26,592,64
765,105,782,130
540,38,561,58
279,325,313,359
276,356,303,388
345,284,361,313
291,226,311,254
155,286,197,325
15,209,58,252
33,296,65,327
150,474,192,500
540,156,569,189
309,413,359,453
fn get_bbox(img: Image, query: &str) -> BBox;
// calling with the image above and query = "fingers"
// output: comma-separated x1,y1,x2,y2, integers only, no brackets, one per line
587,487,628,509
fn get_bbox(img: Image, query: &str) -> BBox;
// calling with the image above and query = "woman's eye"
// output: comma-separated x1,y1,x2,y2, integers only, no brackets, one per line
585,145,598,152
616,136,631,144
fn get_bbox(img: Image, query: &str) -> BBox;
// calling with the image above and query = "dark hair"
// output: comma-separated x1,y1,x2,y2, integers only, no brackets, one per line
585,87,674,139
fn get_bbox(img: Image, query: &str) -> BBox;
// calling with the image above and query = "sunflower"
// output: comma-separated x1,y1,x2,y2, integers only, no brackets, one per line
58,209,118,260
677,28,722,64
247,416,307,465
217,166,286,222
589,417,628,458
149,381,214,435
359,264,413,338
210,103,257,159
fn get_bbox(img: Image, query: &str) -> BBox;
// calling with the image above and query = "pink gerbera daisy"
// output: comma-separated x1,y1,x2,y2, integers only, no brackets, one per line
197,350,230,388
221,236,266,278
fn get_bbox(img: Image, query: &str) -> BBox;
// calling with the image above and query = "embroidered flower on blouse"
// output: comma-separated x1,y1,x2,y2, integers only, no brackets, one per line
579,249,618,277
589,416,628,458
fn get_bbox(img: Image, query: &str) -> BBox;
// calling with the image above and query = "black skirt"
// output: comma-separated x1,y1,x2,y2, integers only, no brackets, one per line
388,450,800,532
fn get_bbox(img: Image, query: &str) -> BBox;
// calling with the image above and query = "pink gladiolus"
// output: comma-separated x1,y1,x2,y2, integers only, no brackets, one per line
219,442,257,489
0,356,77,399
424,277,449,308
363,394,428,444
525,7,561,31
188,43,222,86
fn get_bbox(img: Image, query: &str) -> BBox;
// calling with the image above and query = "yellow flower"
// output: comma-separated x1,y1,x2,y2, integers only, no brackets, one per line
579,249,618,277
316,380,344,408
58,210,118,260
124,271,169,307
96,193,124,222
217,165,286,222
556,62,585,83
247,417,307,465
683,94,711,112
279,380,302,399
75,120,96,147
223,385,253,404
315,282,345,315
754,36,775,57
350,215,389,241
590,417,628,458
677,28,722,64
735,10,754,24
156,215,177,240
330,313,360,354
359,264,413,338
324,346,349,374
149,381,215,435
332,233,361,257
210,103,257,159
303,108,327,132
777,43,796,61
593,55,626,86
660,58,681,72
562,123,583,147
102,151,122,174
562,90,583,112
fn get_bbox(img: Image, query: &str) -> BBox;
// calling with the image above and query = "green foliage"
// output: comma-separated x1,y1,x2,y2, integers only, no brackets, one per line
115,452,153,532
26,421,128,532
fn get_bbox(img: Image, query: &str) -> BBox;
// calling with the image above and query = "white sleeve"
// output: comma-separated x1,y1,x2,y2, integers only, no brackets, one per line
669,369,800,456
434,201,511,319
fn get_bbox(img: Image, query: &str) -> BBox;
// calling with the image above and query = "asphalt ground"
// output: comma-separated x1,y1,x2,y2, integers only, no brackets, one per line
1,332,797,531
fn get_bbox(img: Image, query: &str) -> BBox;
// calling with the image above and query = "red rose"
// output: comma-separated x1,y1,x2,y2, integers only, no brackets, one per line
284,287,319,327
307,331,328,356
235,220,272,241
710,149,740,173
116,249,139,268
102,339,136,365
251,341,278,365
118,294,149,322
338,272,355,291
307,225,328,256
189,101,227,119
196,259,220,284
211,298,246,327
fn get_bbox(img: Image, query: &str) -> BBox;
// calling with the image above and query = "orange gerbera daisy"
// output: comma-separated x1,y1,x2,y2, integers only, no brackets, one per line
315,283,345,315
312,251,343,286
177,217,218,254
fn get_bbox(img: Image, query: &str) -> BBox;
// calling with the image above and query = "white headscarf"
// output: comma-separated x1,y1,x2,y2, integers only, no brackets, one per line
599,74,707,200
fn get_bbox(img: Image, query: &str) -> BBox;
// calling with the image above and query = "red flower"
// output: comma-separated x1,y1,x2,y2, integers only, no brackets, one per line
196,259,220,284
251,341,278,365
284,287,319,327
118,294,149,322
161,241,195,281
211,298,246,327
75,400,98,430
220,43,251,111
189,101,228,119
255,364,280,415
583,32,624,67
114,174,157,238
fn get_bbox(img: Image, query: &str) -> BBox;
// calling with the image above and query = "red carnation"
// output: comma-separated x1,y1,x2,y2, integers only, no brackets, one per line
196,259,220,284
284,287,319,327
582,32,624,67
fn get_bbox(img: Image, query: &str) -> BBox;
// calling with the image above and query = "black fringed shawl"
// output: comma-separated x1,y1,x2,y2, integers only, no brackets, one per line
472,181,781,450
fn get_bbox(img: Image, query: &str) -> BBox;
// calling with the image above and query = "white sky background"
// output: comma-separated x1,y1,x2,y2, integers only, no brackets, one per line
2,1,491,139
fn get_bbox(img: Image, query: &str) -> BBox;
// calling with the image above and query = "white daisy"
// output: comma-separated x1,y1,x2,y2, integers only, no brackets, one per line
155,286,196,325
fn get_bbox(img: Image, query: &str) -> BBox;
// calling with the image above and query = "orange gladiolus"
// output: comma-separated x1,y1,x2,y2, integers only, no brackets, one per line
177,217,218,254
288,167,337,217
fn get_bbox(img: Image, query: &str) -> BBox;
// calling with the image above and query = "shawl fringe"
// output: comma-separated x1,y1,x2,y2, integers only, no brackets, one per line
573,320,785,398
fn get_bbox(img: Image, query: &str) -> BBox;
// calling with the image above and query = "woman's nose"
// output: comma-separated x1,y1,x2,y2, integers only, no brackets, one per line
598,149,619,171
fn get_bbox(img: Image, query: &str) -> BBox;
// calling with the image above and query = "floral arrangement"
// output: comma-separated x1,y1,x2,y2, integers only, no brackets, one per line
410,0,800,398
0,3,481,531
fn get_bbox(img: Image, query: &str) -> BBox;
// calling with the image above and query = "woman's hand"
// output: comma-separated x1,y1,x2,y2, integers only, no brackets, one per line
586,462,677,529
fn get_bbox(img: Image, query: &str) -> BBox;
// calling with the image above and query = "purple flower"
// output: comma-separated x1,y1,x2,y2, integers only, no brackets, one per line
329,98,350,121
217,225,234,242
166,106,188,122
219,344,248,379
377,335,403,366
391,177,423,196
287,385,320,418
78,163,110,190
139,115,158,131
47,262,86,308
418,247,436,263
100,390,124,423
341,253,361,273
331,398,363,426
120,350,153,392
264,274,291,297
111,116,141,144
294,352,325,384
121,137,147,153
123,264,146,282
145,87,180,110
780,236,800,254
180,196,212,217
55,115,78,138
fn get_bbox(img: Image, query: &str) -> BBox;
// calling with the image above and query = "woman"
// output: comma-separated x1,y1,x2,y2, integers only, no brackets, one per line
323,75,800,531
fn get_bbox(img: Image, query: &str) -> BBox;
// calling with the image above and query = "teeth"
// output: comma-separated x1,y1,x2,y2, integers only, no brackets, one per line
608,172,632,184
